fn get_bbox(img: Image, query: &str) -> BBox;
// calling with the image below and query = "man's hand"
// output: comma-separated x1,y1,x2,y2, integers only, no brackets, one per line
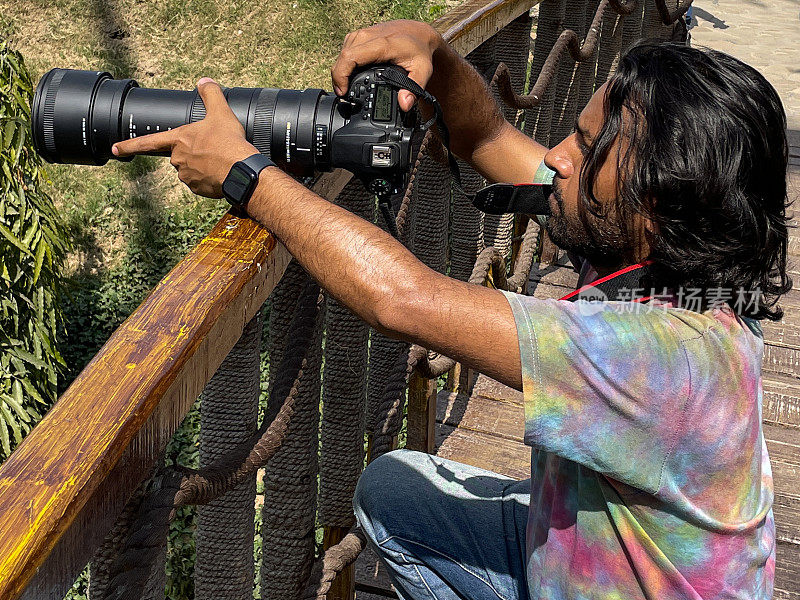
331,20,443,112
332,20,547,183
112,78,258,198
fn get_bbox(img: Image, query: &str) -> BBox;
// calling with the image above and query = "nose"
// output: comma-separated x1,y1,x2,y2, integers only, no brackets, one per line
544,139,575,181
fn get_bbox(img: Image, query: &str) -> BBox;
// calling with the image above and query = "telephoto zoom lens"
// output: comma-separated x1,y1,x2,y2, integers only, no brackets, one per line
31,68,348,176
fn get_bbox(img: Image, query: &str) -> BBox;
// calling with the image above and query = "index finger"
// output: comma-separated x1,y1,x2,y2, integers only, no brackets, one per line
112,128,180,157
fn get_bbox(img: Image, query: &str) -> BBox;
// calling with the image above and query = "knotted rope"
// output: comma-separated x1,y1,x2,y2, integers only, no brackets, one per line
97,278,324,600
495,0,691,112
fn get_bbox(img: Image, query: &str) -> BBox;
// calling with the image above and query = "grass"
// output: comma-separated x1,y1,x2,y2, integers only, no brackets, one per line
1,0,445,597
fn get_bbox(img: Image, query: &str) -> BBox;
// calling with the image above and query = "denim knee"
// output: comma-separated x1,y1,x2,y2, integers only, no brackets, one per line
353,449,424,531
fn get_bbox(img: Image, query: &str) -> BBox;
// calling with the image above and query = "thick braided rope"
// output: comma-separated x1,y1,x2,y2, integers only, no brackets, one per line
170,280,322,508
575,0,604,123
507,218,543,292
494,0,651,112
449,38,499,284
525,0,566,146
97,281,322,600
301,345,426,600
615,0,646,71
494,13,534,127
594,1,626,89
260,262,326,600
407,137,450,272
101,469,184,600
395,129,434,243
89,478,149,598
194,312,262,600
318,179,374,528
366,130,430,434
449,160,485,282
483,15,531,259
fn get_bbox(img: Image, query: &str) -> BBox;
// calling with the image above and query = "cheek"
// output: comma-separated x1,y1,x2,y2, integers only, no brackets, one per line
562,173,582,217
593,148,624,202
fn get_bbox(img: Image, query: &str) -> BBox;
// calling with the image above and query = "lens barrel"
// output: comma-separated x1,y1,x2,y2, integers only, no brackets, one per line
31,68,346,174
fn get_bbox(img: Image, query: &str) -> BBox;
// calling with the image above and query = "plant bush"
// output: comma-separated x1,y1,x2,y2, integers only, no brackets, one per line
0,40,68,461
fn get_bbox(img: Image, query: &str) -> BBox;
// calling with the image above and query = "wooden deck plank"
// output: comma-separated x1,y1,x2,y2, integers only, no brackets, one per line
353,546,397,599
775,541,800,599
763,373,800,428
435,424,531,480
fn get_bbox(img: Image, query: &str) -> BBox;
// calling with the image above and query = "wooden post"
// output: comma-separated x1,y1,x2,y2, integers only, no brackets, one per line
406,373,437,454
323,527,355,600
539,230,561,266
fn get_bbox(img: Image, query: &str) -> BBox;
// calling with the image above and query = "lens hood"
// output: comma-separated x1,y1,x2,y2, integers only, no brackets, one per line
32,68,138,165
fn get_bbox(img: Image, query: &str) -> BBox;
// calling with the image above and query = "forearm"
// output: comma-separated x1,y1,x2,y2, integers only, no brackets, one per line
425,39,506,160
246,167,522,389
247,168,431,333
427,37,549,183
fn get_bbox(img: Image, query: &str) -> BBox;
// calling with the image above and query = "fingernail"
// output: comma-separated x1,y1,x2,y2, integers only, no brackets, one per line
334,86,342,96
198,77,215,86
112,145,119,155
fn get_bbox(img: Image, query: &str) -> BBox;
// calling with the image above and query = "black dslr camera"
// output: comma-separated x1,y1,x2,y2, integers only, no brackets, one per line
31,65,416,198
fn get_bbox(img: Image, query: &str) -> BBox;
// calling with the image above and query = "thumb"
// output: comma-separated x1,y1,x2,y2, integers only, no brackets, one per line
398,90,417,112
196,77,230,117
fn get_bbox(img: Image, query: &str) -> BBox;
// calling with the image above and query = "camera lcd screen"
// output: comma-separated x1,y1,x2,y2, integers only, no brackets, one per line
374,85,392,122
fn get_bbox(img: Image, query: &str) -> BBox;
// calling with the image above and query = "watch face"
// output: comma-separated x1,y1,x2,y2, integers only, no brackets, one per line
223,164,255,204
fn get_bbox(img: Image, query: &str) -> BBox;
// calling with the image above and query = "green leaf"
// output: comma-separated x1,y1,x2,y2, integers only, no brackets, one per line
0,412,10,456
0,221,32,255
21,377,46,405
9,380,29,422
14,348,47,371
0,403,22,445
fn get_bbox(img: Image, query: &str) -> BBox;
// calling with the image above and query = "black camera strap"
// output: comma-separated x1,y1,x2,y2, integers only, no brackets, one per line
377,67,553,217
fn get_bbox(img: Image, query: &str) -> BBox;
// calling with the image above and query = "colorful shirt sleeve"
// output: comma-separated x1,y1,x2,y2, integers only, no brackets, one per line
501,292,696,494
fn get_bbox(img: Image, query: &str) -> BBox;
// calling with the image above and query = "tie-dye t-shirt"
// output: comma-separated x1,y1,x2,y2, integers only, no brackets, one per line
501,292,775,600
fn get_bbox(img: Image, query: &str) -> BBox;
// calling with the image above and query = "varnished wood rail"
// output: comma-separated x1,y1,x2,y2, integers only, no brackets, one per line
0,0,544,596
437,0,541,55
0,171,350,600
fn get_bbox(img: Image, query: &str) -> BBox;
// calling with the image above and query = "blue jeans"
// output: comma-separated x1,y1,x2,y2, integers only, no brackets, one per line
353,449,531,600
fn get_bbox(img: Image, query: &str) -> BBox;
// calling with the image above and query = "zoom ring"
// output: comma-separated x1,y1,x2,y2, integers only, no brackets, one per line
42,70,66,156
189,94,206,123
252,88,278,159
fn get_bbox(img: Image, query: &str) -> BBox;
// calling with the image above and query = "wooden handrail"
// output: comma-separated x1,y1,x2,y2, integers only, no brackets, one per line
436,0,541,55
0,211,291,600
0,168,349,600
0,1,541,597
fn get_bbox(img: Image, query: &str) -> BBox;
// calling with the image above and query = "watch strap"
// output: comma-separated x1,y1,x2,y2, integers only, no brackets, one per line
241,152,275,174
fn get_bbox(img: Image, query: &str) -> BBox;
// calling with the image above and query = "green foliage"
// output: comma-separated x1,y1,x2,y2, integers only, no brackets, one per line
0,40,67,460
164,403,201,600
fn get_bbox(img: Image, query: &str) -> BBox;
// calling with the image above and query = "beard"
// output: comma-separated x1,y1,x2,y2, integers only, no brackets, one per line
544,179,632,271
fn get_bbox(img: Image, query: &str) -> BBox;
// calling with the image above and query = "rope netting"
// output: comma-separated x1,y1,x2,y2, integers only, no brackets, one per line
88,2,693,598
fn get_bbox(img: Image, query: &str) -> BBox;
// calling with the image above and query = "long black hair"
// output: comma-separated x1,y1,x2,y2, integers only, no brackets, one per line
581,40,792,320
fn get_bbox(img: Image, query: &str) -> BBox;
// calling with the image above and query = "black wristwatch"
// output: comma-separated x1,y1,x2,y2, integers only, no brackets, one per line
222,153,276,207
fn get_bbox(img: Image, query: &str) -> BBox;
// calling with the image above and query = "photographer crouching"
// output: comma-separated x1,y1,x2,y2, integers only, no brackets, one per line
108,19,789,600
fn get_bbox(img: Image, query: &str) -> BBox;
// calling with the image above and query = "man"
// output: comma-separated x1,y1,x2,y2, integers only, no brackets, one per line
112,19,790,600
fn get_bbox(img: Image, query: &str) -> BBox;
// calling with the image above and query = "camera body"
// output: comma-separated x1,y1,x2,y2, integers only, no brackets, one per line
330,66,414,196
31,65,416,198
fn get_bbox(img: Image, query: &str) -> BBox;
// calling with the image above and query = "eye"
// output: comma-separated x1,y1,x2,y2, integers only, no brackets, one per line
576,135,590,156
